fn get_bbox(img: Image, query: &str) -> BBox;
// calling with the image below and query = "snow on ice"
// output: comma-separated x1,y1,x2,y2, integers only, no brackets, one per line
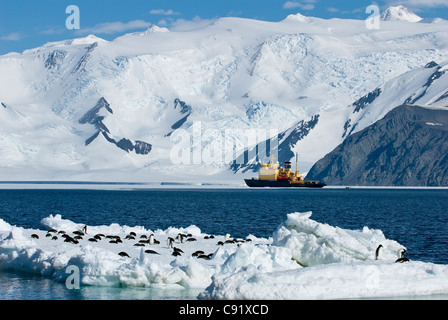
1,212,447,299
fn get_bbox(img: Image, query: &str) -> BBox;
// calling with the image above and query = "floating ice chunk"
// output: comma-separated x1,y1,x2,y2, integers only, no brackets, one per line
201,261,448,300
272,212,403,266
1,212,447,300
0,219,12,233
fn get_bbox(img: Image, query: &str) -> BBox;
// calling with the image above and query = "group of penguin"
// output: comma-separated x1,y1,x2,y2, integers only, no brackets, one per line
33,228,412,263
31,226,247,261
375,244,410,263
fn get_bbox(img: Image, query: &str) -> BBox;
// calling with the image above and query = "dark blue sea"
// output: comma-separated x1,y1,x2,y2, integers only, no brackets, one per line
0,187,447,300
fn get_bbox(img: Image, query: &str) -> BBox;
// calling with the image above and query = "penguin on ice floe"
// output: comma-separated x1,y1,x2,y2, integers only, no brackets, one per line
375,244,383,260
177,233,187,243
167,237,175,248
395,248,410,263
118,252,130,258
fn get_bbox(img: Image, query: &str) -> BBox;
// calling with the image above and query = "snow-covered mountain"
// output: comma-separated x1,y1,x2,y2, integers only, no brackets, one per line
380,5,422,22
343,61,448,139
306,61,448,186
0,7,447,183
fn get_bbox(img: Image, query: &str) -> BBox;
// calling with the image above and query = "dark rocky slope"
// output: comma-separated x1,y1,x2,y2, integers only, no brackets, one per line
306,105,448,186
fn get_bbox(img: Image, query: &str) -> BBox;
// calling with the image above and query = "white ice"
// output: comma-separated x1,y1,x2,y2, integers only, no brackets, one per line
1,212,447,299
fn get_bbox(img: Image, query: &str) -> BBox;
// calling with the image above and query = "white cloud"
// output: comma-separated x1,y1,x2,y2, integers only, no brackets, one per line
169,16,217,32
283,1,302,9
150,9,180,16
0,32,24,41
283,1,316,11
327,7,340,13
76,20,151,35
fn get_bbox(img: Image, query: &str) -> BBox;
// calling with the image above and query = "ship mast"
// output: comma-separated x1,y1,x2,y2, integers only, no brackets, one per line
296,153,298,175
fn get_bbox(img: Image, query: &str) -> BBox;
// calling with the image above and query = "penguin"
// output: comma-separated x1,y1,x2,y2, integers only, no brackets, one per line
149,234,155,245
82,225,88,234
118,252,130,258
88,238,98,242
48,229,57,233
192,250,205,257
172,251,182,257
173,247,184,253
375,244,383,260
177,233,186,243
225,234,231,241
145,249,159,255
186,237,197,242
64,236,78,244
395,248,410,263
167,237,175,248
31,234,39,239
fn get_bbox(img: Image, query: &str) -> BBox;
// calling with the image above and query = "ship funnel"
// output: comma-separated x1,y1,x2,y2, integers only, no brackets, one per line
285,161,292,169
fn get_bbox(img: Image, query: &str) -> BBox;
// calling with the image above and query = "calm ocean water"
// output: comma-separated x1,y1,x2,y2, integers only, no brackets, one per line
0,187,447,300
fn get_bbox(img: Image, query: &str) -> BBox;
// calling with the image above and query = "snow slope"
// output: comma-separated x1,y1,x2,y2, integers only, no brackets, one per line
381,6,423,22
343,60,448,139
1,7,448,182
1,212,447,299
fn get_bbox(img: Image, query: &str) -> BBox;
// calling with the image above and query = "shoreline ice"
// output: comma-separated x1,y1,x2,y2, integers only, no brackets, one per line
1,212,447,299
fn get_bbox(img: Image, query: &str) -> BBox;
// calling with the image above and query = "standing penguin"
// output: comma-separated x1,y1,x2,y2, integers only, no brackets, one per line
149,234,155,245
375,244,383,260
167,237,175,249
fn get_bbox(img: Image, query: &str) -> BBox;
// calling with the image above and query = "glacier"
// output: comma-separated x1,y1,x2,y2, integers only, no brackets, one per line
0,8,448,183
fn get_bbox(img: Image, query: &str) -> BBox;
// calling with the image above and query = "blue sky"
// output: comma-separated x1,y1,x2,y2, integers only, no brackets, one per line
1,0,447,55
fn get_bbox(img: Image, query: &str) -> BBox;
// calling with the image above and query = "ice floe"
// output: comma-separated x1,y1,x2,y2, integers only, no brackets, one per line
1,212,447,299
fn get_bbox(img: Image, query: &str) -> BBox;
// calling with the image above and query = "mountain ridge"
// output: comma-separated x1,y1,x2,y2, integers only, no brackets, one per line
1,8,447,183
306,105,448,186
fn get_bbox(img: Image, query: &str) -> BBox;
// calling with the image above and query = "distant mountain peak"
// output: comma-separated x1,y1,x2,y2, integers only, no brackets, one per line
42,34,107,49
283,12,309,23
381,5,422,22
144,25,170,34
